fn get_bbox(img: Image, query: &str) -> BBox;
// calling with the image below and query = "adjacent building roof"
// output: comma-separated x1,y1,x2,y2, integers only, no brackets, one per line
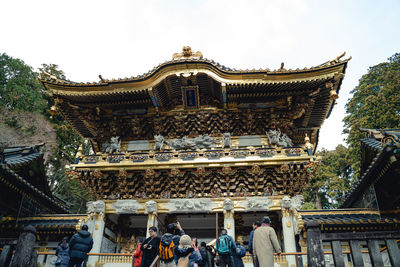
341,129,400,209
0,214,87,238
300,209,400,232
0,145,69,215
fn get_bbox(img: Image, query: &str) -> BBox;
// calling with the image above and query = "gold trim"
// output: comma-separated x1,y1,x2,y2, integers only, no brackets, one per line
41,60,348,97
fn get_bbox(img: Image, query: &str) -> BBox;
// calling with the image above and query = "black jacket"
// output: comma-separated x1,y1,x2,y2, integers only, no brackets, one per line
69,230,93,259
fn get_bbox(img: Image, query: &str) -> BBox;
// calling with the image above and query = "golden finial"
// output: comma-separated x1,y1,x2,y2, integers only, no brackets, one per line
172,46,203,60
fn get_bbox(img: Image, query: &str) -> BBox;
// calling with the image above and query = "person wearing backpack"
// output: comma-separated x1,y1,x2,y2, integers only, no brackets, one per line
232,242,246,267
159,222,185,267
198,242,212,267
216,229,236,267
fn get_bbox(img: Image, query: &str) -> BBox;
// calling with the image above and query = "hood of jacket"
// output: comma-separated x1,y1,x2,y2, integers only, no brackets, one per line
161,233,174,246
175,247,194,257
78,230,90,238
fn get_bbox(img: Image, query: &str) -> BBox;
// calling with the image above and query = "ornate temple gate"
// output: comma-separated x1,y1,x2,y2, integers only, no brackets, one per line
41,47,350,267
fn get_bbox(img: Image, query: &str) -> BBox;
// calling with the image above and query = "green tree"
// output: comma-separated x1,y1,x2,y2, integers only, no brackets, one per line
304,145,353,209
0,53,47,112
343,53,400,176
38,63,93,212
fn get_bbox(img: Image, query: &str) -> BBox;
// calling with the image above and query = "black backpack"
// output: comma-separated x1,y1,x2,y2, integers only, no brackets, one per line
198,249,208,267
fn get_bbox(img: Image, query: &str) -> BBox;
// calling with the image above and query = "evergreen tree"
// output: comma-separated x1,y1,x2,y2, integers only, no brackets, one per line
343,53,400,177
304,145,352,209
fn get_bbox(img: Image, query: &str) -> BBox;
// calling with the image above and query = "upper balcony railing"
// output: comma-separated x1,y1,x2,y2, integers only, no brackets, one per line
73,146,312,167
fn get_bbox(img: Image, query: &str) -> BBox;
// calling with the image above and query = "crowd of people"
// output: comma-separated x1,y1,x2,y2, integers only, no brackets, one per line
135,216,281,267
55,215,281,267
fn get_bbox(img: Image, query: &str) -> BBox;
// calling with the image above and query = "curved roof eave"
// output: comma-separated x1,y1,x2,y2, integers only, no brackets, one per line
40,57,350,97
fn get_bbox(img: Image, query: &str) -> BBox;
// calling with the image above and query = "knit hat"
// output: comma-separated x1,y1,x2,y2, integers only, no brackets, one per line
262,216,271,224
179,234,192,248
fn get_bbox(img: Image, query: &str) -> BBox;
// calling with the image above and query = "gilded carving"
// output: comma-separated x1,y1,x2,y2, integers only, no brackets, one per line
172,46,203,60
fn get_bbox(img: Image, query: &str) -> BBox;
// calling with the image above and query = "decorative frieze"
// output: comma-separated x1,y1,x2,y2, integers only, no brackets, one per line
112,200,139,214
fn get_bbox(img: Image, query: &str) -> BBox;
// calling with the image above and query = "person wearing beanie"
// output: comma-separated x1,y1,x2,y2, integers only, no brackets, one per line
253,216,281,267
175,235,202,267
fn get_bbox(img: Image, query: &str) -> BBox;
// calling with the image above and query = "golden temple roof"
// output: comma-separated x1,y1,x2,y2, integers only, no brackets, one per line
40,47,350,93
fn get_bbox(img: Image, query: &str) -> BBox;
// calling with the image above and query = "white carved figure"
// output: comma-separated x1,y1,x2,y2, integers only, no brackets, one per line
281,195,303,234
266,129,293,147
103,136,121,153
222,133,232,148
291,195,304,211
87,200,105,214
174,199,209,211
223,198,234,211
154,135,164,150
113,200,139,214
145,200,157,214
166,135,217,150
247,198,273,210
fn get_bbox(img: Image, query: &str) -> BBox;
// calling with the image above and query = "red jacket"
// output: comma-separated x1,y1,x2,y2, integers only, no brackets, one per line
133,244,142,267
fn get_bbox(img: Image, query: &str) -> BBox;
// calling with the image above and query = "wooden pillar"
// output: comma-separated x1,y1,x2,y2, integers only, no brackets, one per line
306,221,325,267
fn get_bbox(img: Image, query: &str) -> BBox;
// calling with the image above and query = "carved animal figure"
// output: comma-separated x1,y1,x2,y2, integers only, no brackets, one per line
145,200,157,213
222,133,232,148
154,135,164,150
266,129,293,147
223,199,234,211
103,136,121,153
87,201,105,214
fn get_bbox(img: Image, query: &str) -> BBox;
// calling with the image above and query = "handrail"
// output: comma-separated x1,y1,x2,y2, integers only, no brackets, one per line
34,251,371,256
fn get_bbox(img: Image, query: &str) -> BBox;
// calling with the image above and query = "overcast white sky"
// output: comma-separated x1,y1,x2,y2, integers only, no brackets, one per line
1,0,399,150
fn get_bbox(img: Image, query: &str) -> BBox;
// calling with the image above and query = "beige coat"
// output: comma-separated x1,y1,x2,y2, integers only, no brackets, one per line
253,225,282,267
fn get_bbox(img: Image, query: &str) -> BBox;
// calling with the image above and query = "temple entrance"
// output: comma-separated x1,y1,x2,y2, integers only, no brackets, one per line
162,213,223,244
235,211,281,248
106,214,149,253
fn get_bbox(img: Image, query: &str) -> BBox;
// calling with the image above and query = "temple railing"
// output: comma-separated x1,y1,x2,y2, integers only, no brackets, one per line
306,221,400,267
75,146,310,166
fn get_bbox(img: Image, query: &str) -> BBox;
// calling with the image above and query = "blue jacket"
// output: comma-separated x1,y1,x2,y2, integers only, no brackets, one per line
233,245,246,267
248,229,255,254
69,230,93,259
56,243,70,267
175,247,202,267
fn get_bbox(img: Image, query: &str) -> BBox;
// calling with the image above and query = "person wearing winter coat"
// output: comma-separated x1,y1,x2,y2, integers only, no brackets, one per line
232,242,246,267
248,221,261,267
198,242,212,267
56,237,70,267
160,222,185,267
253,216,281,267
141,226,161,267
69,225,93,267
175,235,202,267
133,238,143,267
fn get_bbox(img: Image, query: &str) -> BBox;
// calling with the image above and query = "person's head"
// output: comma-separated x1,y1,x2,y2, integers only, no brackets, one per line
179,234,192,249
262,216,271,225
220,229,228,236
62,236,68,242
137,237,143,245
192,237,198,248
149,226,157,237
235,242,241,247
253,221,261,229
81,225,88,231
200,242,207,248
166,223,176,234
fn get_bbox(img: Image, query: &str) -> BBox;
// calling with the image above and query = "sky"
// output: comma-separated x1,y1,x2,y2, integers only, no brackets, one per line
1,0,399,150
